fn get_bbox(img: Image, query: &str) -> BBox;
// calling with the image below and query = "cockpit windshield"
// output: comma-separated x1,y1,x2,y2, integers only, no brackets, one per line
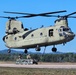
59,26,72,32
63,28,71,32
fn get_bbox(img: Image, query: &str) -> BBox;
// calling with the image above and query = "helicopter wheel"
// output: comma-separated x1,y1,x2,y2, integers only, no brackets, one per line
24,49,28,54
52,47,57,52
35,45,41,51
8,49,11,53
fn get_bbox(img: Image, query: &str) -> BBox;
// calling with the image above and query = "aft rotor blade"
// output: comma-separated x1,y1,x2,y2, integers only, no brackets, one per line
4,10,66,16
0,16,11,19
4,11,36,15
0,16,19,19
16,15,36,18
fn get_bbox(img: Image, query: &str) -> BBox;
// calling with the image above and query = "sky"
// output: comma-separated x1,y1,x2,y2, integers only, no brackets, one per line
0,0,76,53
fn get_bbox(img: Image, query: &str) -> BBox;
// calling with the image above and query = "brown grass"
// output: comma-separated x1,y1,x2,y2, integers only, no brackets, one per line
0,67,76,75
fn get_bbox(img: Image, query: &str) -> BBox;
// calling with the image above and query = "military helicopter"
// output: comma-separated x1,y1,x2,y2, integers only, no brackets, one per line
2,10,76,53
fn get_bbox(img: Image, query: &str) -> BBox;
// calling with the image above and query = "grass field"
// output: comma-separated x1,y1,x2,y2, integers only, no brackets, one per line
0,67,76,75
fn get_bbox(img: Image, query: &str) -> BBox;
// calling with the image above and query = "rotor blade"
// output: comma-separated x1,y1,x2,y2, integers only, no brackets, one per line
36,15,61,17
39,15,76,18
4,11,36,15
37,10,67,15
68,16,76,18
0,16,19,19
1,15,76,19
65,12,76,17
16,15,36,18
4,10,67,16
0,16,11,19
45,12,76,18
34,14,76,18
15,15,61,18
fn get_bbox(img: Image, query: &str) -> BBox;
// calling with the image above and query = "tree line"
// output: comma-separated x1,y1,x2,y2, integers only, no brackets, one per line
0,53,76,62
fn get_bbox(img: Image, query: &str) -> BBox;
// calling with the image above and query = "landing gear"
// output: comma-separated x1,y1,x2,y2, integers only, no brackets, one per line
52,47,57,52
8,49,11,53
35,45,41,51
24,49,28,54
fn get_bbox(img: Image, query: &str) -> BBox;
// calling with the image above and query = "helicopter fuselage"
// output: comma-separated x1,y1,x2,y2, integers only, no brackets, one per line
4,25,75,49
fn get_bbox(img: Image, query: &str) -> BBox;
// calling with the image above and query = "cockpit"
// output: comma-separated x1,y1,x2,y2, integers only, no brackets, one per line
58,26,75,42
63,28,71,32
59,26,72,33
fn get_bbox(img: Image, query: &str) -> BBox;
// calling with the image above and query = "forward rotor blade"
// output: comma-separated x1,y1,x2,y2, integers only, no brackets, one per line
42,12,76,18
43,12,76,18
68,16,76,18
65,12,76,17
35,14,76,18
38,10,67,15
40,15,76,18
36,15,61,17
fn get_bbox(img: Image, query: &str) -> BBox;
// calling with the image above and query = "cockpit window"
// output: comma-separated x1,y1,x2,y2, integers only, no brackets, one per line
60,26,71,32
63,28,71,32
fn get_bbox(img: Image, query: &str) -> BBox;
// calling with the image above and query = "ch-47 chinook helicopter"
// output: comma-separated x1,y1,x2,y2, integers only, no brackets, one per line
2,10,76,53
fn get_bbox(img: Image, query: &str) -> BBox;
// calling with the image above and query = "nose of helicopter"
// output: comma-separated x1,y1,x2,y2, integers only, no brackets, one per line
66,32,75,41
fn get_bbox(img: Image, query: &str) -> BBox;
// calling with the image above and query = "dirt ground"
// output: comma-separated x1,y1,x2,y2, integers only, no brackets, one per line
0,61,76,65
0,61,76,69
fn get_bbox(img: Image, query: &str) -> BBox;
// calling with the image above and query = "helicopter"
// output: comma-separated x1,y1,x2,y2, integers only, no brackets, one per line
2,10,76,53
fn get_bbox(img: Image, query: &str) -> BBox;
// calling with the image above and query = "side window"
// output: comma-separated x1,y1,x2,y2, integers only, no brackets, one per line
58,28,62,32
49,29,53,36
21,23,24,28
